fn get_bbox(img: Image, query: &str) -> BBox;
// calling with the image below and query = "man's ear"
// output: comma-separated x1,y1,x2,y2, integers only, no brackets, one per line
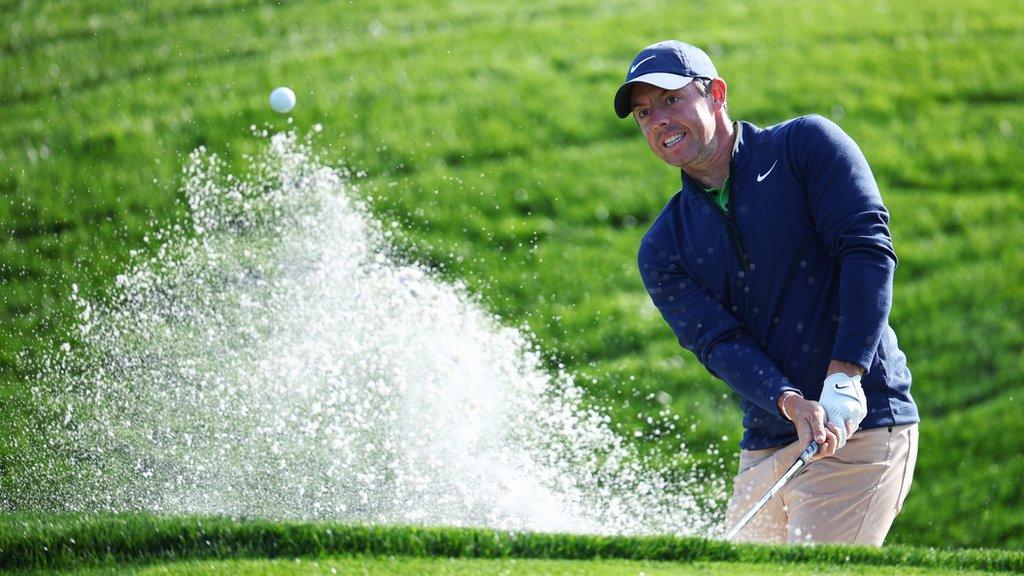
709,78,728,106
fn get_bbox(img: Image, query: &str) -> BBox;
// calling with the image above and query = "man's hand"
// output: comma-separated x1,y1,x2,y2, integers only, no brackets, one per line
779,392,842,461
819,372,868,449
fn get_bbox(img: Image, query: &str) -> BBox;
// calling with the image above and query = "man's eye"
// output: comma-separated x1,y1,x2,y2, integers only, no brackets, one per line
636,109,649,119
667,96,679,104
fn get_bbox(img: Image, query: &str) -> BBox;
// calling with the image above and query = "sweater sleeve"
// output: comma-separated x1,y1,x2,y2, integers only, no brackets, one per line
791,115,897,372
638,236,801,417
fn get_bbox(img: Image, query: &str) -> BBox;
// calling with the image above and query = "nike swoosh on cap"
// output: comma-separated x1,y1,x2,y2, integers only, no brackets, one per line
756,160,778,182
835,382,850,389
630,55,657,74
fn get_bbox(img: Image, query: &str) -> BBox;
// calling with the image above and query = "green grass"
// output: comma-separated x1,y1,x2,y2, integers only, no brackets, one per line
2,0,1023,556
1,516,1022,573
9,557,1020,576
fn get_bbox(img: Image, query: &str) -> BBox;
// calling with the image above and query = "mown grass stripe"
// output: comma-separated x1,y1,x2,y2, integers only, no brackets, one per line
0,515,1021,572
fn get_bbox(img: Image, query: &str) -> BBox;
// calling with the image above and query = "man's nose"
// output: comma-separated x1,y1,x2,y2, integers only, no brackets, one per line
650,105,670,126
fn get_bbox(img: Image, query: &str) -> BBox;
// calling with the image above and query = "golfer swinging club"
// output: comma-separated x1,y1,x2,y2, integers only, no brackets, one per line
616,41,919,545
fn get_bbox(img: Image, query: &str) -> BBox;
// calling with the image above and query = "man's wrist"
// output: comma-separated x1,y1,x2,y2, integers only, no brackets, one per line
778,390,803,421
827,359,864,377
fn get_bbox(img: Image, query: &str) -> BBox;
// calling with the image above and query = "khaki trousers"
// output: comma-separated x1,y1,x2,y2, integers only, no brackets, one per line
725,423,918,546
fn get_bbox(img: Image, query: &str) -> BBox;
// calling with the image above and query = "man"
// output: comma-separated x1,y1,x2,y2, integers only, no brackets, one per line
615,40,919,545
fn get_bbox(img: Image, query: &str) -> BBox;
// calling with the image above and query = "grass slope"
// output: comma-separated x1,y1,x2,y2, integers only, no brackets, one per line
2,0,1022,550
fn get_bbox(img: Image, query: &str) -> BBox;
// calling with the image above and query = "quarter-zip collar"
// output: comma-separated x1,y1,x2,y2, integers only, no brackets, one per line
678,121,756,271
680,120,765,194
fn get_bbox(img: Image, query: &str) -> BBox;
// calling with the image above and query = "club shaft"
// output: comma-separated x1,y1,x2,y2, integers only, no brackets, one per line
724,441,818,542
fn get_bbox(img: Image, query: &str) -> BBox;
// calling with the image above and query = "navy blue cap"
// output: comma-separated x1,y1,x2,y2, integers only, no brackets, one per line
614,40,719,118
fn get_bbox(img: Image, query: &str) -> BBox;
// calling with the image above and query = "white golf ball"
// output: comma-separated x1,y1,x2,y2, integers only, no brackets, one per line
269,86,296,114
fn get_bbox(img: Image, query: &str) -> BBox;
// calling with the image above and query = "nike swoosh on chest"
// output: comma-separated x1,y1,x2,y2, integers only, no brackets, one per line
756,160,779,182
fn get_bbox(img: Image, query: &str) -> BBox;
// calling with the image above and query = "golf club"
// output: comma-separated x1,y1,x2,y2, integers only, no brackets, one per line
724,440,820,542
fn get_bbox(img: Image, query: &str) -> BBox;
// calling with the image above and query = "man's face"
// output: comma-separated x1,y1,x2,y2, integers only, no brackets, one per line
630,81,719,170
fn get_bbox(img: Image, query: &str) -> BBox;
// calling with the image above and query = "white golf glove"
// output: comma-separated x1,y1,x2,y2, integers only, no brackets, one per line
819,372,867,449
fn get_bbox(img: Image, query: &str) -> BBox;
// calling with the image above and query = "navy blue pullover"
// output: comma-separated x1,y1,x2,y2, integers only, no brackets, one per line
638,115,919,450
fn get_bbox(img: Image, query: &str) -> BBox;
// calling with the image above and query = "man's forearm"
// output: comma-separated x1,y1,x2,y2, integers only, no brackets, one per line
831,251,895,373
640,242,800,418
704,333,801,418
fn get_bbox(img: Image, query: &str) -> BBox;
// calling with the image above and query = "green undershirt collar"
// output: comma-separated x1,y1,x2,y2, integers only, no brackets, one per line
703,176,731,214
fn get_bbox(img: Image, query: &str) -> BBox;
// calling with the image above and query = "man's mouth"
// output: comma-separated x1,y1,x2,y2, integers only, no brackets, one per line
663,133,685,148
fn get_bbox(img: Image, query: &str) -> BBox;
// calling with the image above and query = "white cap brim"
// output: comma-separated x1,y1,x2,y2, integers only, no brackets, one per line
614,74,696,118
